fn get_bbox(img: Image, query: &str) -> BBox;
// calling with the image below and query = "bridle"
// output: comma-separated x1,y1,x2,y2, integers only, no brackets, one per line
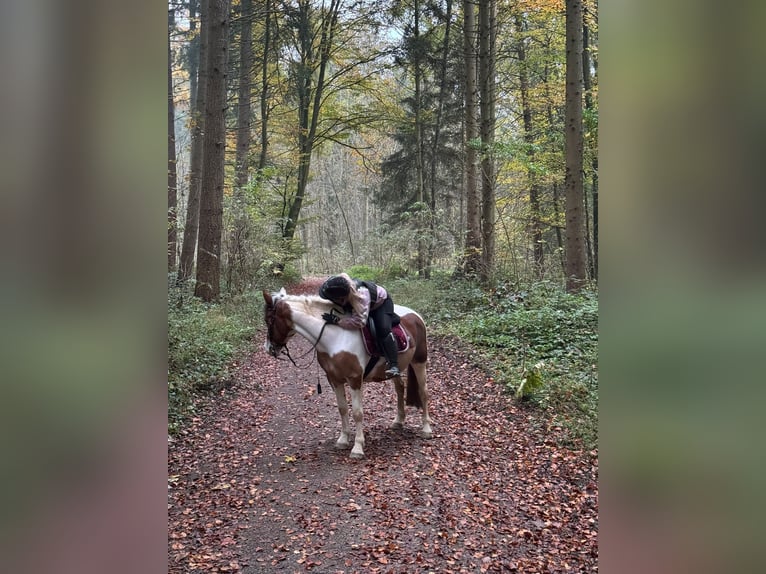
265,299,330,369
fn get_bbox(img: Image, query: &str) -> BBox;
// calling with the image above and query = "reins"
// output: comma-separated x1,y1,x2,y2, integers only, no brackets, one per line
279,319,330,369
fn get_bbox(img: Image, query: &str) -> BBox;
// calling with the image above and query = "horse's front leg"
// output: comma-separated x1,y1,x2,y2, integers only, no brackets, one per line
331,381,351,449
349,386,365,459
391,378,406,429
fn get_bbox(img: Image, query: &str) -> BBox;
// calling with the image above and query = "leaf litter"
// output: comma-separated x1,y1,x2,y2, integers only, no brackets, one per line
169,279,598,573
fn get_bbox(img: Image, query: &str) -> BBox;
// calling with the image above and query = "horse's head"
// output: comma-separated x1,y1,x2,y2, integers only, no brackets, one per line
262,288,295,357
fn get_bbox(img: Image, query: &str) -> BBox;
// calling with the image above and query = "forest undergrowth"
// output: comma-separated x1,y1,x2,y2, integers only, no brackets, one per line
168,272,598,450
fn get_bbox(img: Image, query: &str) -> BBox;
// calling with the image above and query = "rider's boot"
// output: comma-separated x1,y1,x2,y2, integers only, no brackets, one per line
381,333,401,378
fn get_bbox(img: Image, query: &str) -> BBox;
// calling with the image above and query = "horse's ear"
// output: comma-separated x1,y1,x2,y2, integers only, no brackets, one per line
263,290,272,305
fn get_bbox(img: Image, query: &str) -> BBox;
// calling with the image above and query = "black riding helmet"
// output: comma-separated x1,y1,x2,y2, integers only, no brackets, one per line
318,275,350,301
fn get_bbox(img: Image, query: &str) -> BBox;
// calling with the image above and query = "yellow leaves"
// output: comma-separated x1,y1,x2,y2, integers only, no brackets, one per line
513,0,563,15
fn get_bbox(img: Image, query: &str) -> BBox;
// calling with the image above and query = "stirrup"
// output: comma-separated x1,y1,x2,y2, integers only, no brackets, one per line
385,365,401,377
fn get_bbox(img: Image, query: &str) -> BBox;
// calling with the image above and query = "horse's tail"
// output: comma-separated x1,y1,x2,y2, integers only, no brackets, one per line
401,312,427,409
406,363,423,409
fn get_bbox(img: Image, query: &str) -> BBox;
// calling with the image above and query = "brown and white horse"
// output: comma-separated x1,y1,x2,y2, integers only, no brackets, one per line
263,288,432,458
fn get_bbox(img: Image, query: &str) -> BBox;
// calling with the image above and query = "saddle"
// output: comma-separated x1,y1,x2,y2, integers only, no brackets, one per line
361,323,409,356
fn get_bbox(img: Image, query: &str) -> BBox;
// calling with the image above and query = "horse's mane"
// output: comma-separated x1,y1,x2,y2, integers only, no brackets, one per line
275,292,335,319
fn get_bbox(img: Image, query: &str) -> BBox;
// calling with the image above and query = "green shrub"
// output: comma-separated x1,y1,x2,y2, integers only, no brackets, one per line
167,284,258,434
346,265,381,281
438,279,598,449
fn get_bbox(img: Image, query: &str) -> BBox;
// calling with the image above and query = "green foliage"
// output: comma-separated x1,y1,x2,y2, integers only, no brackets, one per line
222,179,304,295
167,284,259,434
397,277,598,449
515,361,546,399
346,264,381,281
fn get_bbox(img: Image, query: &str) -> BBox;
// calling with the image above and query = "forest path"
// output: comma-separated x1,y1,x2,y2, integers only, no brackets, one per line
168,279,598,573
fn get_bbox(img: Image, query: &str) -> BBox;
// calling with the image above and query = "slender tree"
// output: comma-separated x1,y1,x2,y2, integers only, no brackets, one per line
235,0,253,189
168,5,178,271
281,0,343,242
427,0,453,279
257,0,273,173
478,0,496,283
412,0,428,276
514,13,543,278
582,6,597,281
463,0,481,276
564,0,587,292
195,0,231,301
179,0,207,282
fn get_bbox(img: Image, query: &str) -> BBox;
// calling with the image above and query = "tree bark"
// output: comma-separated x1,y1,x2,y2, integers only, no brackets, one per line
235,0,253,189
178,0,208,283
514,14,543,278
564,0,587,292
463,0,481,276
428,0,453,280
582,14,598,282
195,0,231,301
168,7,178,271
479,0,496,283
257,0,272,173
282,0,341,242
413,0,428,277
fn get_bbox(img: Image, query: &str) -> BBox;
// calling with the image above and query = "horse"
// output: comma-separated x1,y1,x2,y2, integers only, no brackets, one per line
262,288,432,458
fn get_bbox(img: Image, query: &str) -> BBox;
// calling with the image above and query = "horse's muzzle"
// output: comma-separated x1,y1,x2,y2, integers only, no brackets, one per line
264,340,282,357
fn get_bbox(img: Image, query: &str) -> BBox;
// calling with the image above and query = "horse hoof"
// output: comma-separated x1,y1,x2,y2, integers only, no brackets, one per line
390,422,404,430
335,440,350,450
350,450,365,459
421,430,433,439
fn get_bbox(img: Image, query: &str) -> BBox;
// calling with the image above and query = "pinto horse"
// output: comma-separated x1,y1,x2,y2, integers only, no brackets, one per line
262,288,432,458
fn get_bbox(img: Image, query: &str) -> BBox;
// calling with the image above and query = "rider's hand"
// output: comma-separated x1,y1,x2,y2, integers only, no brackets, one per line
322,313,339,325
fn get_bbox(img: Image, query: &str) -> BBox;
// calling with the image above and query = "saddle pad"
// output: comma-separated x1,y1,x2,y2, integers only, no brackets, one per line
361,323,409,356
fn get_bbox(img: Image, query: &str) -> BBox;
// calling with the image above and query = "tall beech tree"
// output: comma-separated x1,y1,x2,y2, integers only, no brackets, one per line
179,0,207,283
513,13,544,278
280,0,343,242
564,0,587,292
478,0,497,283
463,0,481,277
234,0,253,189
195,0,231,301
168,6,178,271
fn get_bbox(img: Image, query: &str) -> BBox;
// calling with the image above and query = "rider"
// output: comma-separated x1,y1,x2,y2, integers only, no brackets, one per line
318,273,401,378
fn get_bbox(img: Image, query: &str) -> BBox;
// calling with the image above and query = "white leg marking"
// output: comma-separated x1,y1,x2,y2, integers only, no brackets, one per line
391,378,405,429
349,387,365,458
415,364,433,438
333,383,350,449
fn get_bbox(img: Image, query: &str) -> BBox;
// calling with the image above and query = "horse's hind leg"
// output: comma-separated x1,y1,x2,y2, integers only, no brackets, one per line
412,362,433,438
331,382,351,449
391,378,406,429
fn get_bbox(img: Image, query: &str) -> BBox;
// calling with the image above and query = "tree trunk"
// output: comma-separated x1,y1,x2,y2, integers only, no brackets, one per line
168,7,178,271
257,0,272,173
428,0,453,280
178,0,208,283
514,14,543,278
195,0,231,301
235,0,253,189
583,15,598,282
282,0,341,242
479,0,496,284
564,0,587,292
413,0,427,277
463,0,481,276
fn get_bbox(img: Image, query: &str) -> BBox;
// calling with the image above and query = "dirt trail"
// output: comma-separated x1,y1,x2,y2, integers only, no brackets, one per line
168,281,598,573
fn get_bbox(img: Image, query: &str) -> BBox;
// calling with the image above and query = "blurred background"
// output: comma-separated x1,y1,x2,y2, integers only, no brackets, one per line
1,0,765,572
